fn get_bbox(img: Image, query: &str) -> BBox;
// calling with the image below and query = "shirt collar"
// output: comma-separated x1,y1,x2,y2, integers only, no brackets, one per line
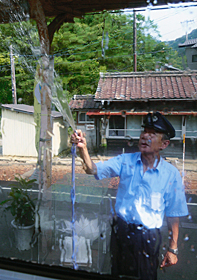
137,152,163,172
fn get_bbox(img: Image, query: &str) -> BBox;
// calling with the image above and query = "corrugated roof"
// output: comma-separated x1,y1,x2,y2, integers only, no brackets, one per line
95,71,197,101
69,95,99,110
1,104,62,118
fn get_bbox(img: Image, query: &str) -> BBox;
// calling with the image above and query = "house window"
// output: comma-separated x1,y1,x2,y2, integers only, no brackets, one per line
109,116,125,136
186,115,197,138
192,55,197,62
165,115,182,138
126,115,142,138
107,115,143,138
78,112,94,123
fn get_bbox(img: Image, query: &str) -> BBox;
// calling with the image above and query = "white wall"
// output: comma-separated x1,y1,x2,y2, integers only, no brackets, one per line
52,119,68,155
1,109,68,157
1,109,37,157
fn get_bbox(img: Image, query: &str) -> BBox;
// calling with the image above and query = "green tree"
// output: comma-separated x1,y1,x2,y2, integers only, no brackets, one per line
0,11,183,105
0,20,39,105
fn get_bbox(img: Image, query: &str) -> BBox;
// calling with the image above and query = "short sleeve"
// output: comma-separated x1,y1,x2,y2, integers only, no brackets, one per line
95,155,123,180
165,169,188,217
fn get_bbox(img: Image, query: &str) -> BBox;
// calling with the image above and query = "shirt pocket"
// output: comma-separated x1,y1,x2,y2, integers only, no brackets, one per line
150,192,165,211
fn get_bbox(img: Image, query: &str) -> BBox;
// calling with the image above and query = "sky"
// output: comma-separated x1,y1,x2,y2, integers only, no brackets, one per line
125,3,197,42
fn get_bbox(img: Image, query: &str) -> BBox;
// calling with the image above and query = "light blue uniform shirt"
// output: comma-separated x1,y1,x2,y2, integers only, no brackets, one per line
95,152,188,229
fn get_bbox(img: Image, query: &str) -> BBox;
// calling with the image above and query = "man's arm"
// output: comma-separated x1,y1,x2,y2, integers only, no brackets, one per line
79,145,97,175
71,130,97,175
160,217,179,268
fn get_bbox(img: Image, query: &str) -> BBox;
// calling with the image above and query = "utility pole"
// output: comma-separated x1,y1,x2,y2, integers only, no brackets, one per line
10,45,17,104
133,9,137,72
181,20,194,41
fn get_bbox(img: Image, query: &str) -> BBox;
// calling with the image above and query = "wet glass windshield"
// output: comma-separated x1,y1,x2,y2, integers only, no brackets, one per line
0,2,197,280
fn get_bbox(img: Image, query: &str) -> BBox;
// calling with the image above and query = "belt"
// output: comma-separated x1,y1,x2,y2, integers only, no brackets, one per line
114,216,159,233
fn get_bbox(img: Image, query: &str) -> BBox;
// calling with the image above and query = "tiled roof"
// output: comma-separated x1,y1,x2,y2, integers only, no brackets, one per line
179,38,197,48
69,94,99,110
95,71,197,101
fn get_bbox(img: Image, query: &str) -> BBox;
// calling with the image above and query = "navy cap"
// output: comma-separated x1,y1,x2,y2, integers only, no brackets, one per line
142,112,175,139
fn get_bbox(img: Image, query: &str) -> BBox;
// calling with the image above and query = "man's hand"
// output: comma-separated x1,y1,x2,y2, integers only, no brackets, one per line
70,129,97,175
70,129,87,149
160,251,178,268
160,216,179,269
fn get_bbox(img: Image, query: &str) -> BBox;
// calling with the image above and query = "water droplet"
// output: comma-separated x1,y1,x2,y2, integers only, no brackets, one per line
187,214,192,220
143,250,149,258
127,235,131,239
168,230,172,239
147,239,150,243
73,263,78,270
137,224,143,230
184,234,189,241
100,233,105,240
190,245,195,252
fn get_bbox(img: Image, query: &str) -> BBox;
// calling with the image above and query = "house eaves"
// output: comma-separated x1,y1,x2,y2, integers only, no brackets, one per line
94,98,195,102
1,1,195,25
1,104,63,118
179,38,197,48
69,95,99,110
86,110,197,117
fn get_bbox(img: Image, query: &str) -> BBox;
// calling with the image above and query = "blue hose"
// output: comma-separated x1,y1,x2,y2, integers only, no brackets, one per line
71,142,77,269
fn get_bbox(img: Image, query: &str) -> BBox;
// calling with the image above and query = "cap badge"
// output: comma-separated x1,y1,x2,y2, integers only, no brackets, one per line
152,115,158,122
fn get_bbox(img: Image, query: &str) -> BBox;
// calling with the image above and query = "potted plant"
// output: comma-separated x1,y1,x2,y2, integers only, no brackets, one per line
0,175,37,250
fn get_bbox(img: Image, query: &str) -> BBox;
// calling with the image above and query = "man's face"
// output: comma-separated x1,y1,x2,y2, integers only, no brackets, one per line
138,127,166,156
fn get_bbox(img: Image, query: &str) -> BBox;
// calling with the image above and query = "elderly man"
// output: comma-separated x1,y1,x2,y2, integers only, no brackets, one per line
71,111,188,280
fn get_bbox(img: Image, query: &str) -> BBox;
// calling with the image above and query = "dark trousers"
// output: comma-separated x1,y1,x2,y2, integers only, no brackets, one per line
111,217,162,280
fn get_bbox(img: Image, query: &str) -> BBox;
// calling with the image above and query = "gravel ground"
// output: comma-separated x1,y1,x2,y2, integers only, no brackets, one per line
0,155,196,194
0,160,85,184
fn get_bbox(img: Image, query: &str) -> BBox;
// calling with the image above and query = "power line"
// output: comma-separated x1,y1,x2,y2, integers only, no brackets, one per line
124,3,197,13
1,5,193,73
137,4,197,40
2,6,193,59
